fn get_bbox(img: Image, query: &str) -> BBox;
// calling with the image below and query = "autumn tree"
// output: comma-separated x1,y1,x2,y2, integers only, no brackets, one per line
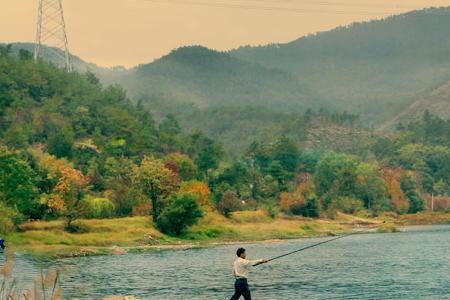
217,191,241,217
48,166,89,230
383,168,409,214
179,181,211,206
133,156,180,220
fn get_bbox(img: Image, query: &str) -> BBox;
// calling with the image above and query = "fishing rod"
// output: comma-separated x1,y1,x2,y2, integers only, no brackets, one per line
264,221,386,263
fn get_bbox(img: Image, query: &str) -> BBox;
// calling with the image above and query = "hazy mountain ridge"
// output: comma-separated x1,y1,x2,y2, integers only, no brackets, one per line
230,7,450,123
381,80,450,130
6,6,450,153
119,46,320,112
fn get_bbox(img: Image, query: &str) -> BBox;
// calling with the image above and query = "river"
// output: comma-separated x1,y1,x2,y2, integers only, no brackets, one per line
4,225,450,299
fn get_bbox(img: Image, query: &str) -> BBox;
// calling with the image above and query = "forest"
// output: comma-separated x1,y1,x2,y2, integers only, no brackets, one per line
1,46,449,237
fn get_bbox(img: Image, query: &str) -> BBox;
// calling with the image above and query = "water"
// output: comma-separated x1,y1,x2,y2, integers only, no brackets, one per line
3,225,450,299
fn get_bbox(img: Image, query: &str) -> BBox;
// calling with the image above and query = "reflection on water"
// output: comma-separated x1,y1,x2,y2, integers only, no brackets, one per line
3,225,450,300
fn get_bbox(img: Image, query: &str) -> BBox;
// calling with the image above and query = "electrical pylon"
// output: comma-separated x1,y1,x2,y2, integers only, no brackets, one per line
33,0,72,71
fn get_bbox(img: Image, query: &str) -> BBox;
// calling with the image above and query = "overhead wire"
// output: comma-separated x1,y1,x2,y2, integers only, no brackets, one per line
143,0,403,16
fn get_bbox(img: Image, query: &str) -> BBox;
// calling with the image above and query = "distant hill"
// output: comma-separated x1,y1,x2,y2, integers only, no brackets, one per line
5,43,126,82
230,7,450,124
7,7,450,153
381,80,450,130
116,46,320,114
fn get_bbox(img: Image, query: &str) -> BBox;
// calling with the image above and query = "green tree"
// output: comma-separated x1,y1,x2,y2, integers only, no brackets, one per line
314,152,358,199
400,174,426,214
47,126,74,158
156,193,203,236
195,138,223,180
272,135,299,173
355,162,389,212
0,147,38,218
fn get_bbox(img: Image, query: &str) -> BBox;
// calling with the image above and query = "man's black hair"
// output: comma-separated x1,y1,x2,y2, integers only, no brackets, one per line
236,247,246,257
0,239,5,250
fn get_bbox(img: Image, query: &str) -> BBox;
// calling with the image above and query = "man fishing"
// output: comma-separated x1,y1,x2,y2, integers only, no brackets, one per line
230,248,267,300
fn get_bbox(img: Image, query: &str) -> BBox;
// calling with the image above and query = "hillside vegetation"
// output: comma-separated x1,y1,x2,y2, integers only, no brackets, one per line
0,47,450,246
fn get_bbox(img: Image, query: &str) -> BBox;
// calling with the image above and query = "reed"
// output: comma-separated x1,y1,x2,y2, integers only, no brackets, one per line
0,253,61,300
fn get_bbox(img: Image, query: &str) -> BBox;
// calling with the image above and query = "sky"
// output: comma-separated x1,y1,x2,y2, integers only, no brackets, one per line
2,0,450,67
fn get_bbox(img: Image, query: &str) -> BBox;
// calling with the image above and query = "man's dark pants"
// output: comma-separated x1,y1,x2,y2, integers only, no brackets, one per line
230,278,251,300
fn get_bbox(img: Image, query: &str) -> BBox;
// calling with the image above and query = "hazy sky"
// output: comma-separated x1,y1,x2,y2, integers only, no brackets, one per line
2,0,450,67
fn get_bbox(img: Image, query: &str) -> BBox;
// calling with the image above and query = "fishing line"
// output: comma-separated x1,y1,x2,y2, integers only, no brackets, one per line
265,222,386,263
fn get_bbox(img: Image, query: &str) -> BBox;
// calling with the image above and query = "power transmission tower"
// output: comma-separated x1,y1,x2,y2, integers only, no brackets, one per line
34,0,72,71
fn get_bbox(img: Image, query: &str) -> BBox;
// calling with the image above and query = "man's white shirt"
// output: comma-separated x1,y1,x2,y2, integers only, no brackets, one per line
233,257,263,279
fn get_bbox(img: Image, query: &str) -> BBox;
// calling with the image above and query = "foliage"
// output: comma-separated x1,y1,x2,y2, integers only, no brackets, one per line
132,156,180,220
179,181,211,206
0,203,23,234
2,43,449,239
0,147,38,218
335,197,365,215
355,162,389,212
82,196,115,219
291,196,320,218
156,193,203,236
47,166,89,230
217,191,242,218
400,173,426,214
383,168,410,214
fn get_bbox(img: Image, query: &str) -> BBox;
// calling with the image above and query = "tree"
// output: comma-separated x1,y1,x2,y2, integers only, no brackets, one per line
383,168,410,214
268,160,288,191
48,166,89,230
400,173,426,214
314,152,358,199
165,153,198,181
133,156,180,220
47,126,74,158
0,147,38,218
156,193,203,236
179,181,211,206
195,138,223,180
272,135,300,173
355,162,389,212
291,196,320,218
216,161,250,197
279,192,294,214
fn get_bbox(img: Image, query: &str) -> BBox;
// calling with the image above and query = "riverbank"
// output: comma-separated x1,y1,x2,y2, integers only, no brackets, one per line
4,211,450,259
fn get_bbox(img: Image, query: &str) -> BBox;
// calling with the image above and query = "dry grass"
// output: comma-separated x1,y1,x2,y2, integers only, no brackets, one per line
396,212,450,225
4,211,406,258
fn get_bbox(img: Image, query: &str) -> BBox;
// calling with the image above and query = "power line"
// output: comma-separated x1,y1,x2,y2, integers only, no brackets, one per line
202,0,420,10
143,0,402,16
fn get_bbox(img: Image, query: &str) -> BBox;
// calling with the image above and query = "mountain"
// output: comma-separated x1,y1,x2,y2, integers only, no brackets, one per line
5,43,126,82
230,7,450,124
381,80,450,130
115,46,320,114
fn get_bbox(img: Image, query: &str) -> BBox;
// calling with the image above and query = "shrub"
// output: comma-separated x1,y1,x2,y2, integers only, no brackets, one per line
291,196,320,218
156,193,203,236
0,204,23,234
83,196,115,219
216,191,242,218
336,196,365,214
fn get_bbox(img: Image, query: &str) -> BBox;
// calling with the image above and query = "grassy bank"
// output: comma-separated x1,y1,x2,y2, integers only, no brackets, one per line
5,211,449,259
